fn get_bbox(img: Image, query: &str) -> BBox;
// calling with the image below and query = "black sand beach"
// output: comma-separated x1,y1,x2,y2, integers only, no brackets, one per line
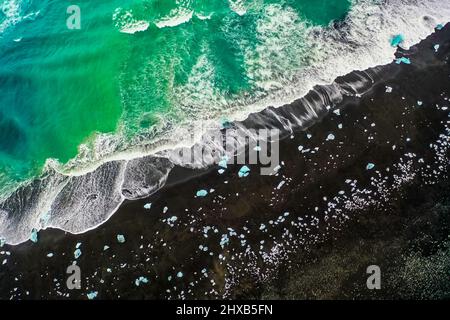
1,25,450,300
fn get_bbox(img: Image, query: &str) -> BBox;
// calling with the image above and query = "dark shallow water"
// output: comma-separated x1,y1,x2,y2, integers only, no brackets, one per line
1,25,450,300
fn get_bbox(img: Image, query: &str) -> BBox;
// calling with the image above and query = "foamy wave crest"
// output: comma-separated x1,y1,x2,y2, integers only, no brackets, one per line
113,7,149,34
155,7,193,28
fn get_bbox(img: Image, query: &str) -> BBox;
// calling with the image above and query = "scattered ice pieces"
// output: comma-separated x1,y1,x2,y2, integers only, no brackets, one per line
434,44,440,53
306,133,312,139
103,245,110,251
385,86,393,93
276,180,286,190
218,169,225,174
143,203,152,210
338,123,343,129
168,216,178,223
298,145,304,151
238,165,250,178
366,163,375,170
177,271,184,278
395,57,411,65
220,234,230,248
135,276,149,286
417,101,423,106
30,229,38,243
47,253,54,258
196,189,208,197
86,291,98,300
326,133,335,141
333,109,341,116
163,206,168,214
117,234,126,244
74,249,82,259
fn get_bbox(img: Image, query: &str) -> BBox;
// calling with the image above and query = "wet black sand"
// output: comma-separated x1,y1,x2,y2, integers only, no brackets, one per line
1,25,450,300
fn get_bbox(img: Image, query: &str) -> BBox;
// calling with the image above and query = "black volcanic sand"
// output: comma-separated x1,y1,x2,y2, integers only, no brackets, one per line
1,26,450,300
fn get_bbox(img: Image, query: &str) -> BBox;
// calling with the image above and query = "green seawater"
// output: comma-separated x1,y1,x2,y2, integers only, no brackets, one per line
0,0,351,195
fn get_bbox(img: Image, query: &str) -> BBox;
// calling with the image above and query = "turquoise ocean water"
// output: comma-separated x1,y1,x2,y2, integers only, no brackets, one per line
0,0,352,197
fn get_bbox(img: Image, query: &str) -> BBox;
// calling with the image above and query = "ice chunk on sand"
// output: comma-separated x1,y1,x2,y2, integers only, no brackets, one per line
238,166,250,178
143,203,152,210
135,276,149,286
117,234,126,243
395,57,411,65
196,189,208,197
366,163,375,170
87,291,98,300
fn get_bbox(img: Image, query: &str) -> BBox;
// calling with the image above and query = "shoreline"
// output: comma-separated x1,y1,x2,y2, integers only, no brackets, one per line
1,23,449,299
3,1,450,245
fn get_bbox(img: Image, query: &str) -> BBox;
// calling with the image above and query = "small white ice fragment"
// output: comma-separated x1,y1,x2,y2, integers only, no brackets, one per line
117,234,126,243
366,163,375,170
277,180,286,189
87,291,98,300
144,203,152,210
196,189,208,197
74,249,82,259
238,165,250,178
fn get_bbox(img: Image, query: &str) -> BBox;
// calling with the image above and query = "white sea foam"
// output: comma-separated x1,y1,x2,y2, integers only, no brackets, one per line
0,0,39,34
228,0,248,16
112,7,149,34
1,0,450,245
155,7,194,28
